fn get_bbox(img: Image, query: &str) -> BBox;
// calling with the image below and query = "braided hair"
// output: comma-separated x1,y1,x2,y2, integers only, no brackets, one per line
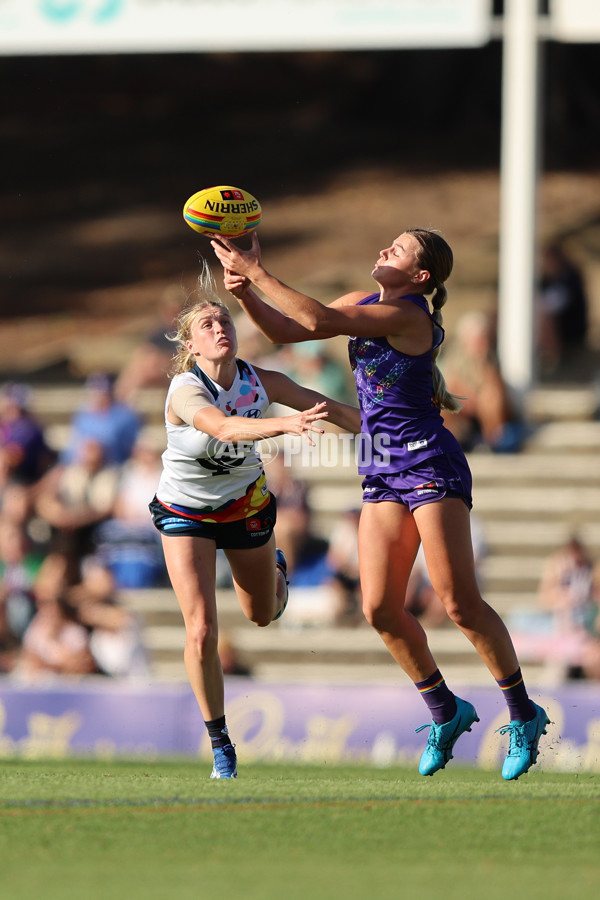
406,228,461,413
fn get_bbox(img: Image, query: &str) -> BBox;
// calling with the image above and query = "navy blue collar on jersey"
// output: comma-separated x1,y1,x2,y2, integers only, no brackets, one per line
192,359,251,399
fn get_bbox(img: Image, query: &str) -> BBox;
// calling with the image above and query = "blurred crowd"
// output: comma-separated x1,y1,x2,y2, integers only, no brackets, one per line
0,374,161,682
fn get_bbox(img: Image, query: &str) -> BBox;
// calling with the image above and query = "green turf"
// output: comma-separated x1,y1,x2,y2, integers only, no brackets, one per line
0,760,598,899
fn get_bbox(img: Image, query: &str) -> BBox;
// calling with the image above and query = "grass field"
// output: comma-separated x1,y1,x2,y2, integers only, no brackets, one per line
0,759,598,900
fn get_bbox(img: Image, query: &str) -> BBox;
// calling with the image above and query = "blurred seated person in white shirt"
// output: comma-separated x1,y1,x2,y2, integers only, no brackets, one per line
17,553,97,680
69,555,150,678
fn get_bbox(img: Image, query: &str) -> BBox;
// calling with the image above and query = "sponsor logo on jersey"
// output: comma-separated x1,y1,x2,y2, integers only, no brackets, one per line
245,515,271,534
415,480,440,496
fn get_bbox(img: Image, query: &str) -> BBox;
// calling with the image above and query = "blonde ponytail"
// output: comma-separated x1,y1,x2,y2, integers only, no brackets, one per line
168,259,231,375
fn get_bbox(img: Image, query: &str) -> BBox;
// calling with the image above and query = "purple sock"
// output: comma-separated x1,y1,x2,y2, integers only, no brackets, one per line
415,669,457,725
496,668,536,722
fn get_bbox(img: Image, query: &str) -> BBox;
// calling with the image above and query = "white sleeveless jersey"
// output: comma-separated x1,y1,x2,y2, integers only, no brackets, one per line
156,360,272,519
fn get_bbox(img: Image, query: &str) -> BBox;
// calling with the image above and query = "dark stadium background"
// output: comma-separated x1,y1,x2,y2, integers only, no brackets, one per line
0,38,599,381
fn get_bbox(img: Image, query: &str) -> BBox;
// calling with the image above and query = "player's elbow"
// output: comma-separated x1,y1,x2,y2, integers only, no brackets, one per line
213,425,235,443
303,313,323,333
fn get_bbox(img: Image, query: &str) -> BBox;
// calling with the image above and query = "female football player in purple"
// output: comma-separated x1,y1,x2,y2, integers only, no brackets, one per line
212,228,550,780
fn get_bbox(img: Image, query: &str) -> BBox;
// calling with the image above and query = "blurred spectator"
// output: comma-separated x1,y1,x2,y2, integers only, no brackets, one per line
94,436,166,588
34,438,121,583
0,478,51,558
325,507,363,626
114,286,182,402
440,310,526,453
266,452,311,575
68,555,150,678
0,517,44,656
218,631,252,677
511,534,600,680
0,382,56,486
1,478,34,529
264,452,332,586
537,243,589,374
63,372,142,466
272,341,356,405
538,535,600,678
16,553,97,681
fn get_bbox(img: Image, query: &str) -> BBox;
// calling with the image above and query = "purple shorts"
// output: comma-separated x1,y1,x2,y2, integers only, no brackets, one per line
361,454,473,512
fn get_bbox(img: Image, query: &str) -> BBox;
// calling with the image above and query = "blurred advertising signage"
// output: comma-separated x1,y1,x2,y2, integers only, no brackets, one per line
551,0,600,41
0,0,492,55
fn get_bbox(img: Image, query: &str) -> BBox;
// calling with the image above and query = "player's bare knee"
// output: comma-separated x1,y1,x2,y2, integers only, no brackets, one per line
363,600,396,634
249,607,273,628
444,598,479,630
185,620,218,659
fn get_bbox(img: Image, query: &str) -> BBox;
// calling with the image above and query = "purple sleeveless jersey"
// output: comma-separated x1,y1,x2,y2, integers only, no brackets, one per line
348,293,464,476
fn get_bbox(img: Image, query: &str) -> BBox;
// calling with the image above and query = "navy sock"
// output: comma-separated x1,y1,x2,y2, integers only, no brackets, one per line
415,669,457,725
496,668,536,722
205,715,232,750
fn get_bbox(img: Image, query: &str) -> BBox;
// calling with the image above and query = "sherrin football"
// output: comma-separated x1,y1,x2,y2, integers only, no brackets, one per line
183,185,262,237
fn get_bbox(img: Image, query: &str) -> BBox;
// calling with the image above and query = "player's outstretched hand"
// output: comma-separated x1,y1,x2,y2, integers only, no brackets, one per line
223,268,250,299
284,401,328,446
212,231,262,281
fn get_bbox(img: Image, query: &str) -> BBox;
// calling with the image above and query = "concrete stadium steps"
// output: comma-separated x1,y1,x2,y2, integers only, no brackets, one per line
524,386,598,423
137,618,484,677
28,383,597,425
119,585,553,685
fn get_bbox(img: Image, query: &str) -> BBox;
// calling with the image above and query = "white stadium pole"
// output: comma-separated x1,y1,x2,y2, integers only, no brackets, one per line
497,0,541,403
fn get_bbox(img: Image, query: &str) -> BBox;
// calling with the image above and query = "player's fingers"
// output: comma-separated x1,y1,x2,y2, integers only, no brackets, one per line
305,401,327,414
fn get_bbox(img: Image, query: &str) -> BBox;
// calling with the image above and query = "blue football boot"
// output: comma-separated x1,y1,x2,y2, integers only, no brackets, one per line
497,702,550,781
210,744,238,779
416,697,480,776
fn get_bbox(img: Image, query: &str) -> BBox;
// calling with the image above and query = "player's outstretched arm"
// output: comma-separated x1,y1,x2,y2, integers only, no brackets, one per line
257,368,361,435
222,267,331,345
213,233,382,338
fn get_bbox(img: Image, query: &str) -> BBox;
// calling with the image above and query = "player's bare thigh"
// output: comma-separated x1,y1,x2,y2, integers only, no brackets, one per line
225,536,278,622
358,501,421,611
412,497,480,606
160,533,219,627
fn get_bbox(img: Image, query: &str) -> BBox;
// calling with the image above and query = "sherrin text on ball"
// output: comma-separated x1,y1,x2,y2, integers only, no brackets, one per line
183,185,262,237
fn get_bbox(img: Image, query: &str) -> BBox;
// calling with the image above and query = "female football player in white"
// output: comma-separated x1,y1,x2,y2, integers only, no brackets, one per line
149,264,360,778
